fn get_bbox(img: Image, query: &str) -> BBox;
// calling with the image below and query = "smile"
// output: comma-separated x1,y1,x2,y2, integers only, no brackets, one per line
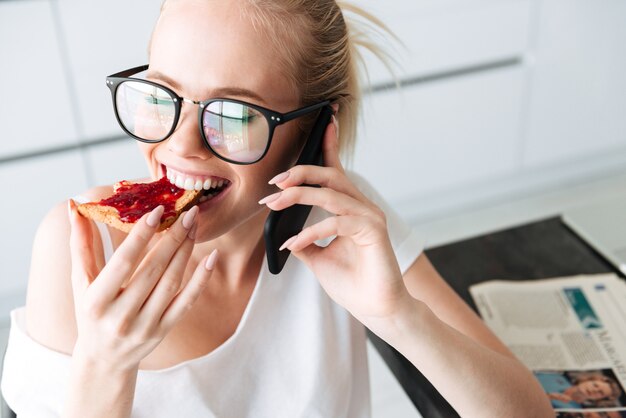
165,165,230,190
162,165,231,203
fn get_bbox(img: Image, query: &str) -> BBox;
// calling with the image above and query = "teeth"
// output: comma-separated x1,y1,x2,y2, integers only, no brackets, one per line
199,191,217,203
164,166,230,191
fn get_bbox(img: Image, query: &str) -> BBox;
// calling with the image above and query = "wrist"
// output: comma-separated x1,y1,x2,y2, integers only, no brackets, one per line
65,341,139,418
363,294,432,344
72,341,139,377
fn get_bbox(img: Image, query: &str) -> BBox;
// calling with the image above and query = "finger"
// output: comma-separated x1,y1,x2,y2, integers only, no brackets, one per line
261,186,370,217
159,249,218,331
285,215,382,253
135,227,196,322
269,165,366,203
323,115,344,173
87,205,165,306
68,199,99,297
113,207,198,313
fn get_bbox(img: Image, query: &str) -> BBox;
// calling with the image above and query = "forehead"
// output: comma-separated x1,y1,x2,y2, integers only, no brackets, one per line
149,0,296,108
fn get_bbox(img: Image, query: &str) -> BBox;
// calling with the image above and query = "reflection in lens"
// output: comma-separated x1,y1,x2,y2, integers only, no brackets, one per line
202,101,269,163
115,81,175,141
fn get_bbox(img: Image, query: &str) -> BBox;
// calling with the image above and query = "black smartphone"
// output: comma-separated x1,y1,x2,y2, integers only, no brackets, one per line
264,105,334,274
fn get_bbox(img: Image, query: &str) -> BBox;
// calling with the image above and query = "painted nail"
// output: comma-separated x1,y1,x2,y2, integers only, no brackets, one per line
67,199,77,226
279,235,298,251
146,205,165,227
258,192,281,205
268,171,290,185
188,222,198,240
205,249,219,270
182,206,199,229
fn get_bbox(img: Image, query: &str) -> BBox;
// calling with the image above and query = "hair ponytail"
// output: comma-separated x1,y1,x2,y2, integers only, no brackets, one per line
243,0,395,159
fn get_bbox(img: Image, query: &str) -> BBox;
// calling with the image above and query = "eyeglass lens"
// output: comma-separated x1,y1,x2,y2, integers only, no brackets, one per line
115,80,270,163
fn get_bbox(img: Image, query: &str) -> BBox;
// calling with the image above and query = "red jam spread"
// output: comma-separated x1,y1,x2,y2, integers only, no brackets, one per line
99,177,185,223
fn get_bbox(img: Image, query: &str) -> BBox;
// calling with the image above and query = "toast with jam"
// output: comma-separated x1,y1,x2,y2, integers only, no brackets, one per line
76,177,202,233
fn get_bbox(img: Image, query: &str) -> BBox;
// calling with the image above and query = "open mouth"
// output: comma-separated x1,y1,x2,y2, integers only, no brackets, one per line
198,181,230,203
161,164,231,204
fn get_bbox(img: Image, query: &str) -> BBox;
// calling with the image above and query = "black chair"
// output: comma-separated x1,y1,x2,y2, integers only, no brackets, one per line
1,342,16,418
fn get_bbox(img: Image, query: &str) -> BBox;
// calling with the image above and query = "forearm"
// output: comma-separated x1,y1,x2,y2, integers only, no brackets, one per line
371,299,553,418
62,350,138,418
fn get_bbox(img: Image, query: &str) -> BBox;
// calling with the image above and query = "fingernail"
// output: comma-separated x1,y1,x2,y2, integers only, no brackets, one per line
279,235,298,251
258,192,281,205
67,199,75,224
182,206,199,229
205,249,219,270
146,205,165,227
268,171,290,185
188,222,198,240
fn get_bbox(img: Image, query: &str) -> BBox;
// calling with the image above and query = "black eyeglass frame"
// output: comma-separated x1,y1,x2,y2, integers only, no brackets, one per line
106,64,332,165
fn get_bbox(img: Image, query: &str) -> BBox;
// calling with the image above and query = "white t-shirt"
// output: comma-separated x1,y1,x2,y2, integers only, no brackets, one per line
1,172,423,417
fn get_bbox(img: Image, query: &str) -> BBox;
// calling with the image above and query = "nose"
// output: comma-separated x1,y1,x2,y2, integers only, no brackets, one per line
167,103,212,160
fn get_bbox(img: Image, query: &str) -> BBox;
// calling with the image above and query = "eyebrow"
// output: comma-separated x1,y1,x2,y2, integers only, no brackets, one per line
146,70,267,104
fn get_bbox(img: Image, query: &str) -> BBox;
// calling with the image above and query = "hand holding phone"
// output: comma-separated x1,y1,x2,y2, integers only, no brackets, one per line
263,105,334,274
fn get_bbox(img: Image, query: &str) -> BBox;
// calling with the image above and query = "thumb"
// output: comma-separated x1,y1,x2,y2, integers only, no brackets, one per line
67,199,99,297
289,243,323,271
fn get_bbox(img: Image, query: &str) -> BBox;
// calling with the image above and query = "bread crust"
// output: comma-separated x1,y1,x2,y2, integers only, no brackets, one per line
76,180,202,233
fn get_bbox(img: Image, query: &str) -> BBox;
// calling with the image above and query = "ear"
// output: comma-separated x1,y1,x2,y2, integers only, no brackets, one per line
330,104,340,139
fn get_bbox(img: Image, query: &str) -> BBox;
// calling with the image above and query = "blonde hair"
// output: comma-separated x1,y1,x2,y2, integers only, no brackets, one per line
151,0,393,159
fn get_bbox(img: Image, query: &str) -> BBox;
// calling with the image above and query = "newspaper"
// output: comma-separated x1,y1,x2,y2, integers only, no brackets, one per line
470,273,626,417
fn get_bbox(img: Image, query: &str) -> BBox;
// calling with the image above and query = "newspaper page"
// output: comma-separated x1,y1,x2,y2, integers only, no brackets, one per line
470,273,626,417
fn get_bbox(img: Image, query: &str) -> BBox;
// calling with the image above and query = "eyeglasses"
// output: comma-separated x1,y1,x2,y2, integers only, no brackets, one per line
106,65,331,165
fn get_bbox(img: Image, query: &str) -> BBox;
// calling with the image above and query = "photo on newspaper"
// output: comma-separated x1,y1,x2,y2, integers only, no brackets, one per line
555,412,626,418
470,274,626,414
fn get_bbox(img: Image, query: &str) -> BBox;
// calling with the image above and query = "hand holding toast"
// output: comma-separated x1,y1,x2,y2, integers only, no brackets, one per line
67,200,217,372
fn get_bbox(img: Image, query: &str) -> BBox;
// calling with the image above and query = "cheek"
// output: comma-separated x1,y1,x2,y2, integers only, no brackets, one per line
137,142,154,160
599,383,611,397
235,124,303,200
137,142,161,177
267,122,305,171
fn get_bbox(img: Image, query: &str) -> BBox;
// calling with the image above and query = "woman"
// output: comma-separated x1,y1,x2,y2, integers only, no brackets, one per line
1,0,553,417
536,371,623,409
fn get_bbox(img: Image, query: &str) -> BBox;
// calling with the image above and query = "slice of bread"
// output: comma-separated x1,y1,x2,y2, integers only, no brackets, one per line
77,177,202,233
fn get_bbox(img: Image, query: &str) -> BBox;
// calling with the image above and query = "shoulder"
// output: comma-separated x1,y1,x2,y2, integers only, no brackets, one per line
345,170,423,257
24,185,114,354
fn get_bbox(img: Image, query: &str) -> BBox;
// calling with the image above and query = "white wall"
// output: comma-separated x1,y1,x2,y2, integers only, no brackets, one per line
1,0,625,317
523,0,626,167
